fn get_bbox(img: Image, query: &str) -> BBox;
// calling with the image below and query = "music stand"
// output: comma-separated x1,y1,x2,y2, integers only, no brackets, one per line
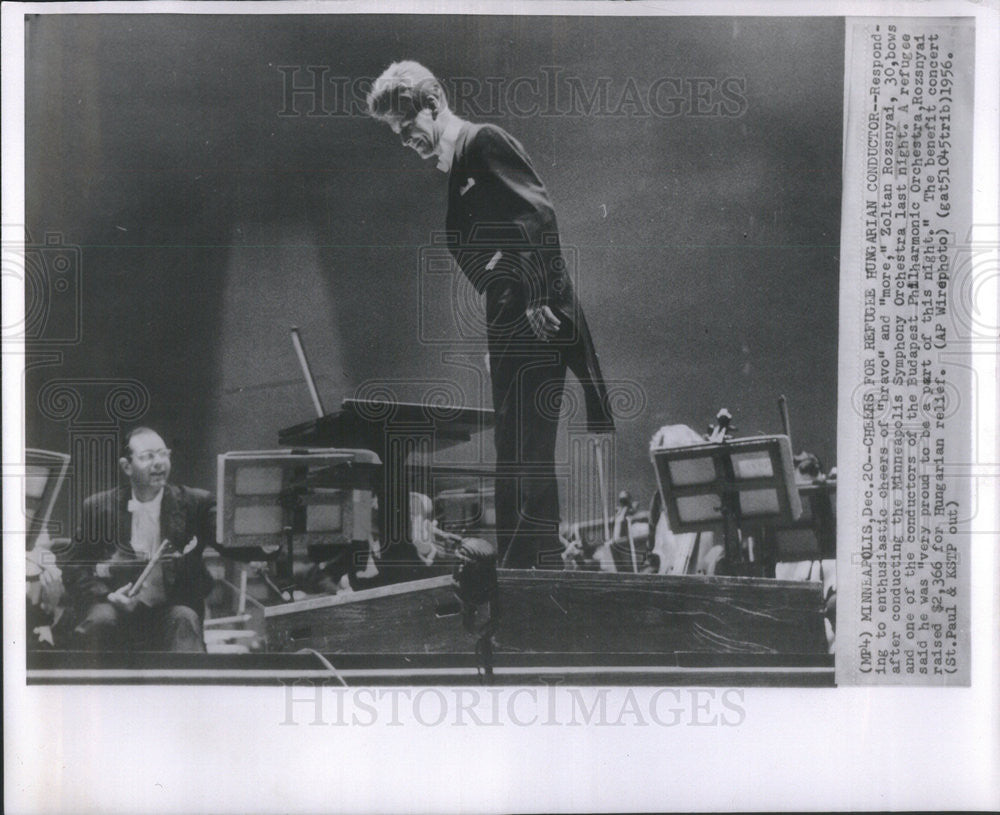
24,448,71,550
650,435,802,573
769,480,837,562
217,449,381,596
434,485,496,537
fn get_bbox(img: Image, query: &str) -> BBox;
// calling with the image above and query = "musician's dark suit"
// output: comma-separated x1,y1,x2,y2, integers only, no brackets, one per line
64,484,216,651
445,123,614,567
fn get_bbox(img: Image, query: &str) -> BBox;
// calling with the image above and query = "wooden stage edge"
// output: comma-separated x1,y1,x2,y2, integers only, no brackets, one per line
26,661,835,687
26,570,835,685
264,568,832,659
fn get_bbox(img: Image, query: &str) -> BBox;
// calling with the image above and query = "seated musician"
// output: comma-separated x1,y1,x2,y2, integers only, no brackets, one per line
65,427,215,652
648,424,721,575
26,530,73,649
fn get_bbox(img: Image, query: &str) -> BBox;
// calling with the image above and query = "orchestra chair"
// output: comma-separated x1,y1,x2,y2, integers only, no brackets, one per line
202,559,266,654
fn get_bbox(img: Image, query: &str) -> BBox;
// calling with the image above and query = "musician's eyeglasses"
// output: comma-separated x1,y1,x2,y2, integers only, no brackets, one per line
132,449,171,464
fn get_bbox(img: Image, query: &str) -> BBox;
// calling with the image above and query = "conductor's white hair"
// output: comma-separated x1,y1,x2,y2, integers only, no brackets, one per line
366,60,448,120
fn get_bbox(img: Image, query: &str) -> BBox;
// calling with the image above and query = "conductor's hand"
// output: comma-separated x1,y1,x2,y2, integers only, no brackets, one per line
526,305,561,341
107,584,140,613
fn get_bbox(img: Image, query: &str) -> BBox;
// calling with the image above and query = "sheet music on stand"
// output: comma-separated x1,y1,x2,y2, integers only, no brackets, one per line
650,434,801,573
216,449,380,576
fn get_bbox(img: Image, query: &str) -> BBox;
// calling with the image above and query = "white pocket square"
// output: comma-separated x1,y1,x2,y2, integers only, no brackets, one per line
485,251,503,271
459,177,476,195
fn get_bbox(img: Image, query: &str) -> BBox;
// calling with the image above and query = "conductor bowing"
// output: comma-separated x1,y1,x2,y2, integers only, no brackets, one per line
367,61,614,569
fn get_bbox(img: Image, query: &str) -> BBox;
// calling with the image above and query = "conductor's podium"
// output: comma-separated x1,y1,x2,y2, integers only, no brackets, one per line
260,569,833,685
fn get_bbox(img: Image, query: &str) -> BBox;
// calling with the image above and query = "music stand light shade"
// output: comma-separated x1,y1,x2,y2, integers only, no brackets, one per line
674,494,725,524
303,496,343,533
651,436,802,533
666,457,716,486
232,505,284,536
24,449,71,549
234,466,284,495
217,449,381,553
731,452,775,479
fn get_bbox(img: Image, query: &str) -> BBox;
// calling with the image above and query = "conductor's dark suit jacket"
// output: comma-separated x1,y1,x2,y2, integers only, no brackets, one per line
64,484,216,617
445,122,614,434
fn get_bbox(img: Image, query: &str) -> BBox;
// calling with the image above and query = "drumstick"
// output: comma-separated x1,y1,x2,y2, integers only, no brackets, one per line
126,539,170,598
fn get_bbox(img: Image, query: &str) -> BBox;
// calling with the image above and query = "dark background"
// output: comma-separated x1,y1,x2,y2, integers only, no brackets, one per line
25,14,843,529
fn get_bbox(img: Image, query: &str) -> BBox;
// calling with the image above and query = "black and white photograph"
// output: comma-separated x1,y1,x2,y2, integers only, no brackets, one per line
18,10,846,678
4,1,997,812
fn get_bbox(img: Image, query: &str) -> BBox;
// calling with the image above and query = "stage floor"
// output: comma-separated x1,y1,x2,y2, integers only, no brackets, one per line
28,570,834,686
26,649,835,686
